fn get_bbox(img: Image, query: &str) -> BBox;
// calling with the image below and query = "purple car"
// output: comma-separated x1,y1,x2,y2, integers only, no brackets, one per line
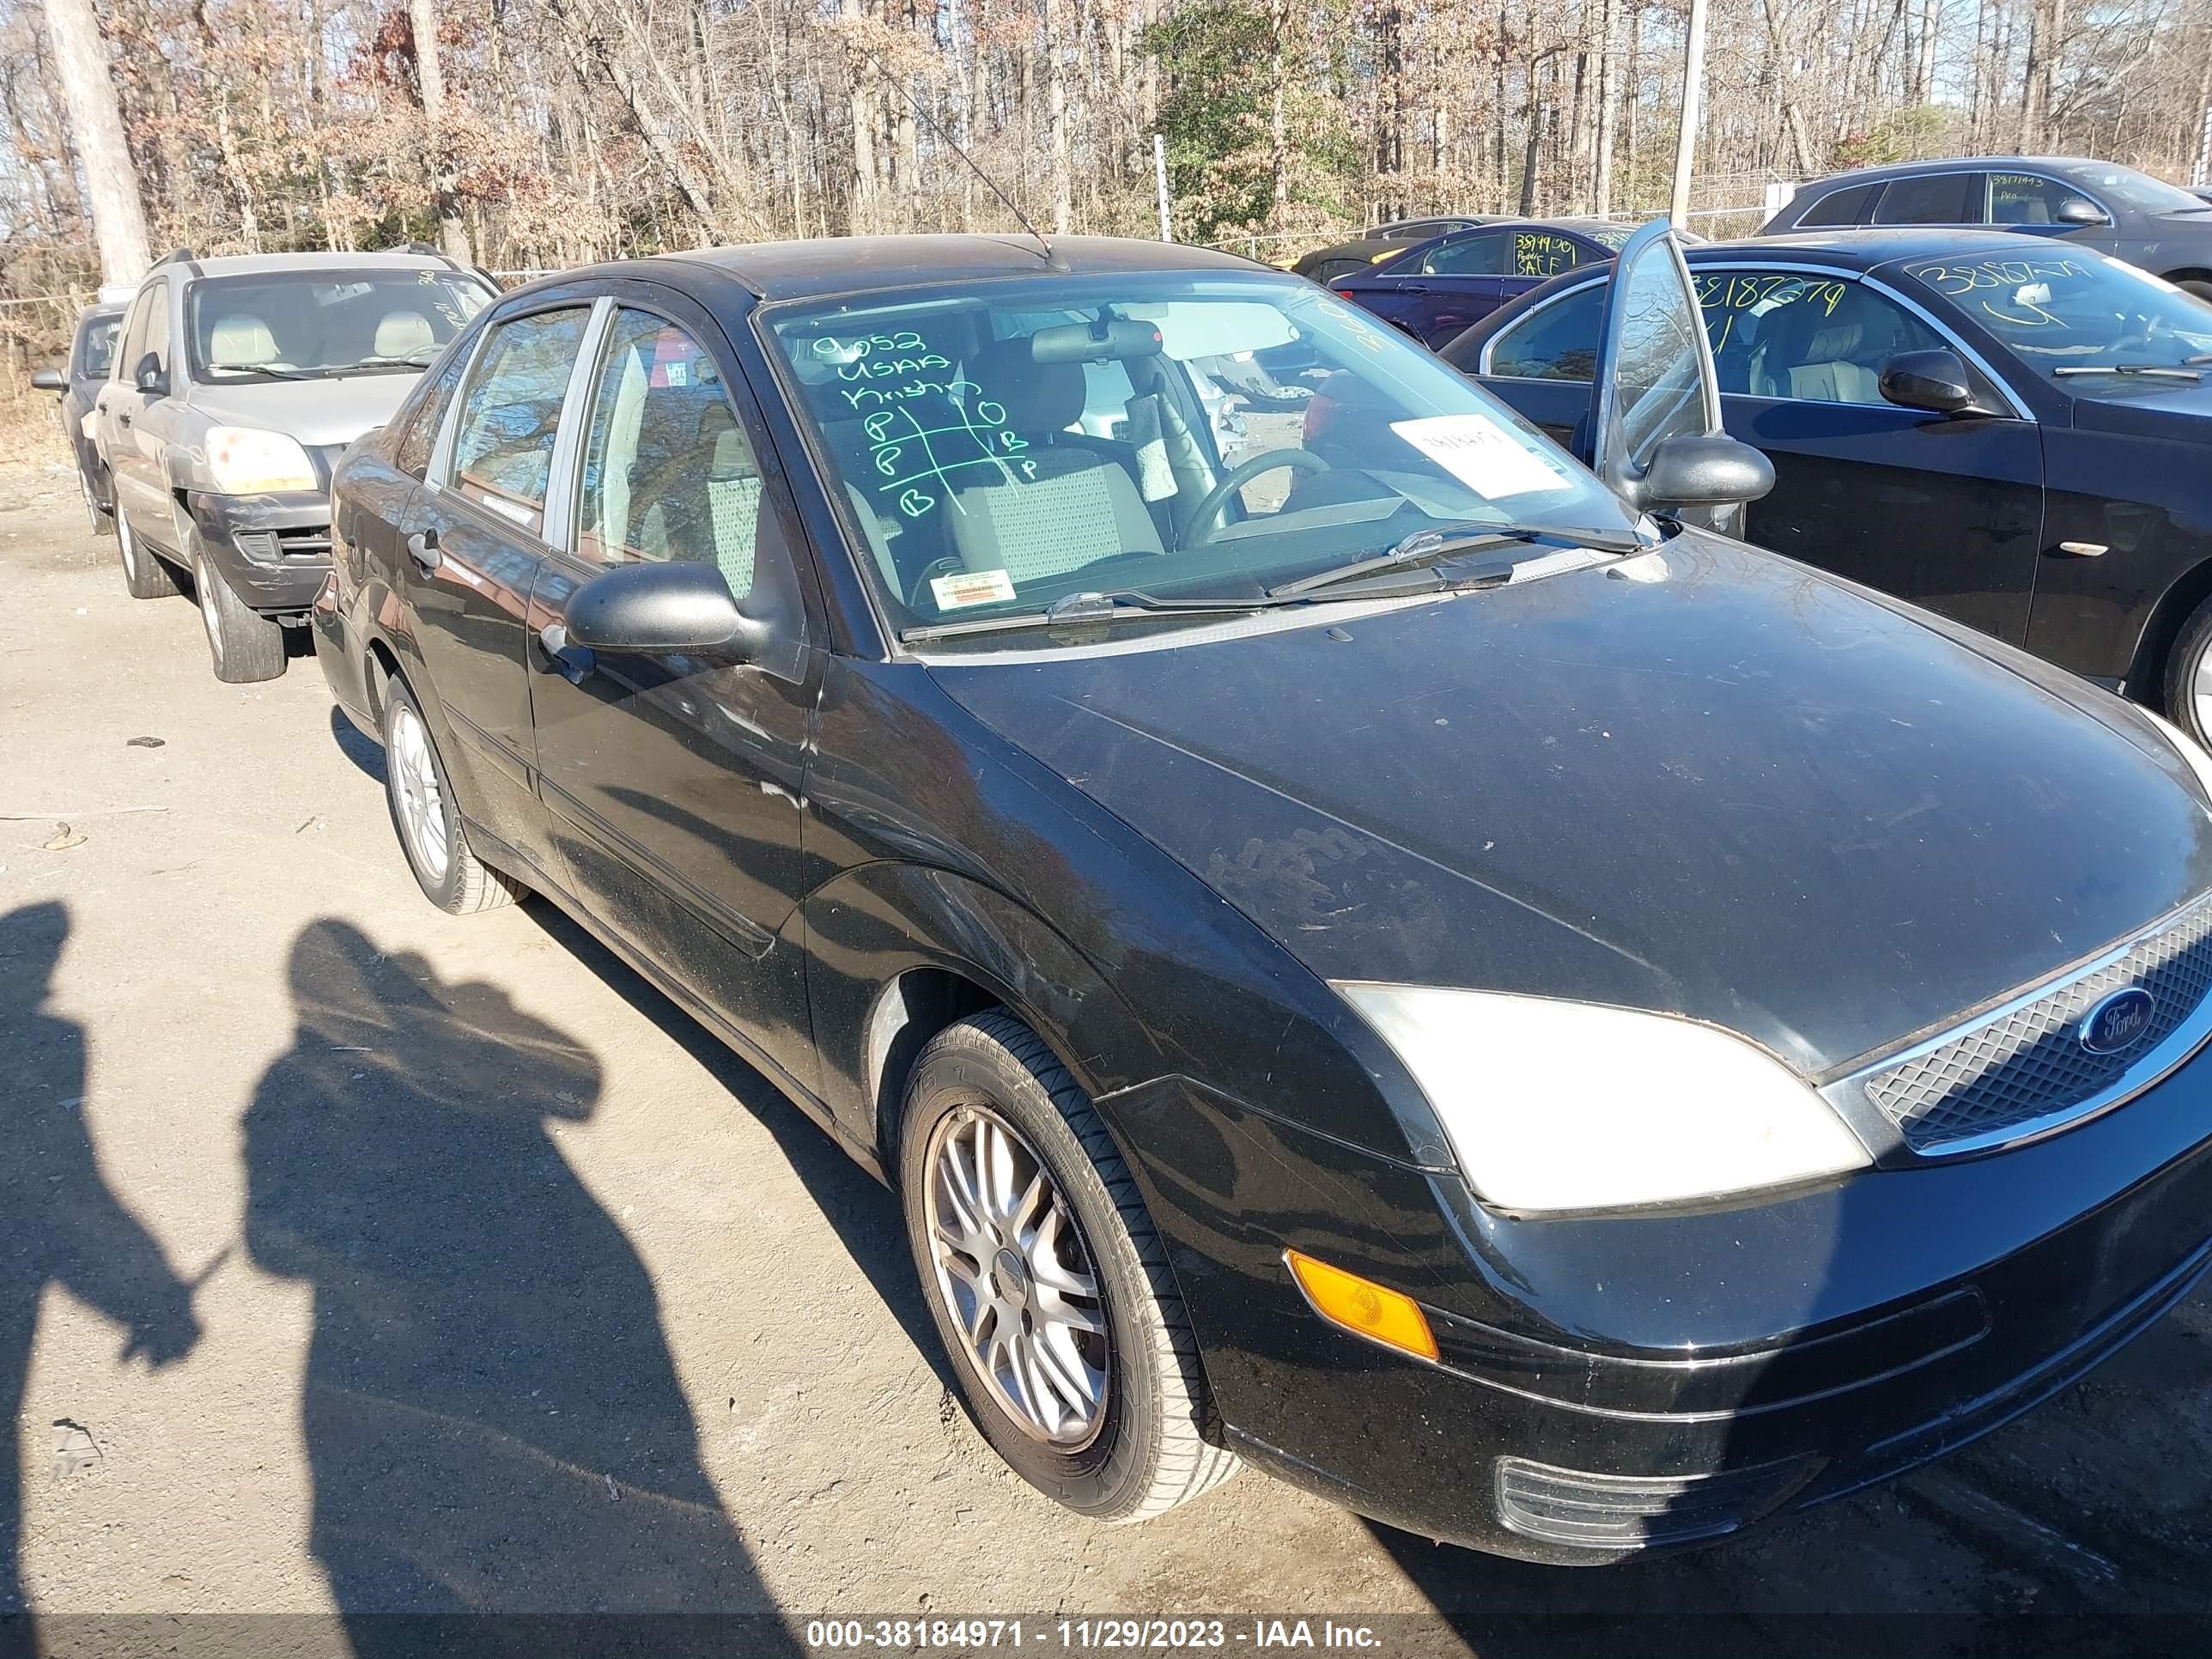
1328,217,1638,348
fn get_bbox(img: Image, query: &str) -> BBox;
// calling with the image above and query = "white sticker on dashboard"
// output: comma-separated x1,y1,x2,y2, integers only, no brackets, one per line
1389,414,1576,500
930,568,1018,610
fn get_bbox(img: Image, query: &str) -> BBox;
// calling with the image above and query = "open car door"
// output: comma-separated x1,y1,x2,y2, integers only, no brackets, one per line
1585,218,1764,536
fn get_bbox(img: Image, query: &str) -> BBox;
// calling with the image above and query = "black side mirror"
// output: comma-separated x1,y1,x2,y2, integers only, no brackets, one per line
31,367,64,393
1879,349,1985,416
133,352,167,395
1630,432,1775,511
561,560,764,658
2055,196,2109,228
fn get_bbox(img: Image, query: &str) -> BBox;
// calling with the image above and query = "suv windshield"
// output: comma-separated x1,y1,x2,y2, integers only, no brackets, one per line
1900,249,2212,386
78,314,120,379
186,269,490,384
760,273,1633,645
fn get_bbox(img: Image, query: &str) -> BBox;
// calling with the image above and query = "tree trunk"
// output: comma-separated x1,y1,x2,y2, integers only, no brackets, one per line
408,0,472,260
842,0,876,233
1593,0,1620,217
41,0,150,283
1046,0,1072,233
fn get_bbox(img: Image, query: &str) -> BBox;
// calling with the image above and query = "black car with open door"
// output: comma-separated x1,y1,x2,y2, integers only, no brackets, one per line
1446,229,2212,749
314,227,2212,1563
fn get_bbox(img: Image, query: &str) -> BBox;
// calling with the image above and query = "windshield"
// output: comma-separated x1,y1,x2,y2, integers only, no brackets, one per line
186,269,490,384
760,273,1632,646
2069,164,2206,216
78,314,120,379
1900,249,2212,386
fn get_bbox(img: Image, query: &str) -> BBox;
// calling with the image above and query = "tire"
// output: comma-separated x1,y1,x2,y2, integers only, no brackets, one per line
2164,591,2212,749
379,676,525,914
114,499,179,600
2175,279,2212,304
191,535,286,683
898,1012,1240,1522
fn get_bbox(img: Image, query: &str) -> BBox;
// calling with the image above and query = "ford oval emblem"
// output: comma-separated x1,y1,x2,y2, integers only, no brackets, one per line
2079,987,2156,1056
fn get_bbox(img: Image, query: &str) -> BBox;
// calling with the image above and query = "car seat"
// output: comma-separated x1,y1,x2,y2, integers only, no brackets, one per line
374,310,437,360
949,339,1164,582
210,315,278,370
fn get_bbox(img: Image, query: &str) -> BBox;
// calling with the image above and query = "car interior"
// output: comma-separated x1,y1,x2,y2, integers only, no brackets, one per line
191,276,477,377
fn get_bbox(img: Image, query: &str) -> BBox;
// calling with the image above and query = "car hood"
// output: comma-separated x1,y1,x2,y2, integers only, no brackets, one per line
2069,382,2212,436
186,373,419,448
931,532,2212,1079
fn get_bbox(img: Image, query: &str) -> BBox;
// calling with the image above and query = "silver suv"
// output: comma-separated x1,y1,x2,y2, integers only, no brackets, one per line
95,247,495,681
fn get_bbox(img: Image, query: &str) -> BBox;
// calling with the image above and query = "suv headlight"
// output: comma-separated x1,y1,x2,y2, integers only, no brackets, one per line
1335,983,1870,1212
204,427,318,494
2138,708,2212,804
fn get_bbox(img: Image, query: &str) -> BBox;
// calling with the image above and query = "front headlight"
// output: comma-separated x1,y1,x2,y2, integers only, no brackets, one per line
2138,708,2212,804
1334,983,1870,1212
204,427,318,494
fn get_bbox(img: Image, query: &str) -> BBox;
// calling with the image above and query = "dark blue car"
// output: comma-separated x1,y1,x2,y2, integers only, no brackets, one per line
1328,217,1636,347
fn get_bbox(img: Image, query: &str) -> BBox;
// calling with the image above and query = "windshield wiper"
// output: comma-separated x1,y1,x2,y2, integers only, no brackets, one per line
1267,521,1644,598
203,363,319,381
902,587,1304,644
341,353,438,371
2051,362,2203,380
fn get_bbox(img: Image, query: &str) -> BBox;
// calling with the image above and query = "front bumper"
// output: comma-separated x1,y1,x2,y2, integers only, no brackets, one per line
187,488,332,614
1105,1049,2212,1564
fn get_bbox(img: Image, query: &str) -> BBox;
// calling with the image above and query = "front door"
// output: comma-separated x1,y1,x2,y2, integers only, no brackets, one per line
104,280,172,541
401,301,594,874
525,295,823,1096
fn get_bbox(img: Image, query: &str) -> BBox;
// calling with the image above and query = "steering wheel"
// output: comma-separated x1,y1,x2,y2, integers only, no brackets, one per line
1176,448,1333,548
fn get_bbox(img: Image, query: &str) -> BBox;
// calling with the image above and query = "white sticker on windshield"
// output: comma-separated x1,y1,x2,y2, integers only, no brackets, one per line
1389,415,1576,500
931,568,1017,610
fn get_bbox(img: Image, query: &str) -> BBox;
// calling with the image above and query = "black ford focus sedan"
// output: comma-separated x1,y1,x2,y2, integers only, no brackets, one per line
313,223,2212,1560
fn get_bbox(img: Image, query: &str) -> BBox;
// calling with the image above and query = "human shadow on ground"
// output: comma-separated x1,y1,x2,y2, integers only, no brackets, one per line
240,918,801,1656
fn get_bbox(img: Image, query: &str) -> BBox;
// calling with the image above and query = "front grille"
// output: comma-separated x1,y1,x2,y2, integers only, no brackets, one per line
1859,893,2212,1153
1496,1455,1817,1551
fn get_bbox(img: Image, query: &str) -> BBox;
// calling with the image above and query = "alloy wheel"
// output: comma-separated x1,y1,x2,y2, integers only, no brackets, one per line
194,551,224,665
923,1103,1110,1449
119,511,139,580
388,702,450,884
2194,640,2212,750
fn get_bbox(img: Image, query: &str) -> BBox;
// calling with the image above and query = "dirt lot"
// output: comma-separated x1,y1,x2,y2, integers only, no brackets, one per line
2,425,2209,1656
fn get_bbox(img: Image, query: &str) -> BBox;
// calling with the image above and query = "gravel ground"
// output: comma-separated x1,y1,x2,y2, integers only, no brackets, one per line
2,434,2209,1656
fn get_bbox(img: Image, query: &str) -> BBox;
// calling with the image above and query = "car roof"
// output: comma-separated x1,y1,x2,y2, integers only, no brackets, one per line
1790,155,2099,191
165,250,467,282
77,300,126,322
1711,226,2083,266
606,234,1268,301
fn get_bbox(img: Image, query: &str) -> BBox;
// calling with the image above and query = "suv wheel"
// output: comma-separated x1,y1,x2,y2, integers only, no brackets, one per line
191,537,285,683
115,500,179,600
898,1012,1240,1522
380,678,526,914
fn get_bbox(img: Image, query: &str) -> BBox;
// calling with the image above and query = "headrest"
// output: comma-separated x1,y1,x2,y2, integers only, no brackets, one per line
975,337,1086,435
374,310,436,359
210,315,276,368
1802,321,1864,362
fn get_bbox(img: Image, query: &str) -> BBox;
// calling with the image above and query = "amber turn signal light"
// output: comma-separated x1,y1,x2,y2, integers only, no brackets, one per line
1284,1249,1439,1363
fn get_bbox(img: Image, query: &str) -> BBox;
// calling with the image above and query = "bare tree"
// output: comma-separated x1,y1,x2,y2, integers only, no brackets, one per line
39,0,148,282
408,0,471,261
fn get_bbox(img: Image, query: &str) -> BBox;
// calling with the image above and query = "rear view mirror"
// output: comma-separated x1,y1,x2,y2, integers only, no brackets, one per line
31,367,64,393
2055,196,2109,228
561,560,763,658
1879,349,1985,417
1632,433,1774,511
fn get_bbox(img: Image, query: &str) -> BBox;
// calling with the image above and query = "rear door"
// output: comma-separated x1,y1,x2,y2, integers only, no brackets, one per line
402,298,598,874
525,290,825,1094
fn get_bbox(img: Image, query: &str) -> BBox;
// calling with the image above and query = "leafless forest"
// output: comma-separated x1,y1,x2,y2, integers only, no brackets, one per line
2,0,2210,363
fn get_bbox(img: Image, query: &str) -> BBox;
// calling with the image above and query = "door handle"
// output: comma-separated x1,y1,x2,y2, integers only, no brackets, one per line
405,529,440,573
2057,541,2108,557
1399,283,1433,294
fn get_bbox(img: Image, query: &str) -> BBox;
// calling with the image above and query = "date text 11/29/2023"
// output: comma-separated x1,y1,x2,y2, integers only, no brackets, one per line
803,1620,1386,1651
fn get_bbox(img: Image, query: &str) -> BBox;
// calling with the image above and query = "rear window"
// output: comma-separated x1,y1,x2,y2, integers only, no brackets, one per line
1873,173,1982,225
1797,183,1880,227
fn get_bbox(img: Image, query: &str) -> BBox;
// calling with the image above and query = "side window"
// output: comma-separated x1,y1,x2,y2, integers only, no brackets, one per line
1511,231,1586,278
143,283,171,375
574,307,780,608
1419,231,1510,276
117,287,154,380
1709,271,1948,404
447,306,589,535
1797,183,1880,228
1874,173,1980,225
1473,284,1605,380
1988,173,2078,226
394,346,470,480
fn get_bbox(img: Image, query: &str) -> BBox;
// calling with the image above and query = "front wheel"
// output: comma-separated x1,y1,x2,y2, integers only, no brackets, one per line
2164,591,2212,750
2175,279,2212,304
191,538,285,682
898,1012,1239,1522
